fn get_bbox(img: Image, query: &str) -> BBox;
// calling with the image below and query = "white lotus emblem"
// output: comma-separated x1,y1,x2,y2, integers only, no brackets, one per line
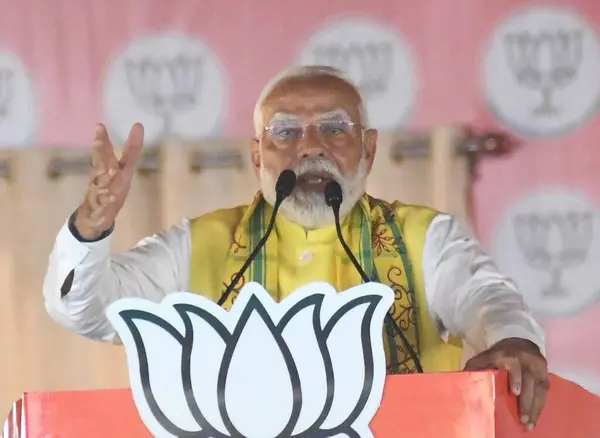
107,281,394,438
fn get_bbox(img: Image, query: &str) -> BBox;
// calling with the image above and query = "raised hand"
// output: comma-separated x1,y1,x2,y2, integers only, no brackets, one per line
73,123,144,240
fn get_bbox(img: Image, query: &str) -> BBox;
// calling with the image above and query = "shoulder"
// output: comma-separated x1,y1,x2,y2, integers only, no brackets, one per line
189,205,248,234
386,200,474,247
367,196,444,243
388,200,442,227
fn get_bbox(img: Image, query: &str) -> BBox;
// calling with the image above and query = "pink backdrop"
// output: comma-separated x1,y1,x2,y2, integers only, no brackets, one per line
0,0,599,394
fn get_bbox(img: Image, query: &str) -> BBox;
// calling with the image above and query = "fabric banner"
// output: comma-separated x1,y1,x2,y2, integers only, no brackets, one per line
0,0,598,394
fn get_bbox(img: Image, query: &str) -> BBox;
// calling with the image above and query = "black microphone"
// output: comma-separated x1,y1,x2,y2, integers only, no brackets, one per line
324,181,370,283
217,169,296,306
324,180,424,374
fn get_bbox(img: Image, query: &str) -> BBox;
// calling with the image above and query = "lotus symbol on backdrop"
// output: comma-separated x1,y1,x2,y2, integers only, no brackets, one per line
106,281,394,438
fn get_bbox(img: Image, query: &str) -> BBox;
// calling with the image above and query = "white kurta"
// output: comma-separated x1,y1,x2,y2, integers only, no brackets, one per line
42,212,545,355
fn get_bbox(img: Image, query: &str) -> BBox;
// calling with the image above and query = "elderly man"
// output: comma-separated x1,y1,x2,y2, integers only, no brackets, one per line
43,66,548,430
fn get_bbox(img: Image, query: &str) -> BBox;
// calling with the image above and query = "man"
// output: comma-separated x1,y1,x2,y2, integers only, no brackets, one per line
43,66,548,431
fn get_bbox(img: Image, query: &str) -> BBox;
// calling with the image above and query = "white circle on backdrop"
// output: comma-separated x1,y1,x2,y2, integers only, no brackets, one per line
102,32,227,146
492,187,600,317
297,18,417,132
0,50,37,148
483,6,600,137
552,369,600,396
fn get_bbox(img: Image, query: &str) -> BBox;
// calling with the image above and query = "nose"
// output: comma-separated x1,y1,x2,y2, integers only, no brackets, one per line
300,150,325,159
296,127,327,159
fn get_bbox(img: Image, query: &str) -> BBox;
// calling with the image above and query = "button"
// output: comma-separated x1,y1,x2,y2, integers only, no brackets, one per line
299,250,313,264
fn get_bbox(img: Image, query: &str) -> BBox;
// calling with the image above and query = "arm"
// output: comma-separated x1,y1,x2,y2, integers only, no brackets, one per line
42,213,191,344
422,214,545,355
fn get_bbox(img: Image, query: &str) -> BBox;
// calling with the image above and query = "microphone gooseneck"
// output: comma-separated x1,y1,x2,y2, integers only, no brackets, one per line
324,180,424,374
217,169,296,306
325,181,370,283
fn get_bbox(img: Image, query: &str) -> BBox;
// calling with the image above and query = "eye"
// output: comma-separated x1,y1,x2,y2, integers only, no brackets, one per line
321,126,343,135
319,122,350,136
272,127,301,140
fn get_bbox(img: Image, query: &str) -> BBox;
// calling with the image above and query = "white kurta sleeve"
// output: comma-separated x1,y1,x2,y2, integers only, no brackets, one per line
42,216,192,344
421,214,546,355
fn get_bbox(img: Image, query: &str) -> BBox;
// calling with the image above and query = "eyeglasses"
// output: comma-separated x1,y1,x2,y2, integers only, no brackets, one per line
264,119,361,144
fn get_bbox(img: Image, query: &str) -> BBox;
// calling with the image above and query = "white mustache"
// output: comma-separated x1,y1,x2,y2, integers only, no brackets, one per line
293,158,342,181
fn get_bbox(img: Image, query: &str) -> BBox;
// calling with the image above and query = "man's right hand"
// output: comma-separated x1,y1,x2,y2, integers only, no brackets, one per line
73,123,145,240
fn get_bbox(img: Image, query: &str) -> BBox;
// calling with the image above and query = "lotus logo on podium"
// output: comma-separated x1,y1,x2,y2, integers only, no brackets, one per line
107,282,394,438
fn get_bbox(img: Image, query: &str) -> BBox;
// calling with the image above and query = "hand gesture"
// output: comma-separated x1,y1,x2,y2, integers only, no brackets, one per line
464,338,549,431
74,123,144,240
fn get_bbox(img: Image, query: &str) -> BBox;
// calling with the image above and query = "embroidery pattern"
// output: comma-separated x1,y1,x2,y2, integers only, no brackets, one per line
385,266,418,373
231,236,247,254
372,198,420,374
371,218,395,255
221,272,247,309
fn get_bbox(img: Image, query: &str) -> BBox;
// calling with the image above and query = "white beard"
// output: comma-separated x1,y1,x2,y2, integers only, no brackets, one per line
260,155,368,229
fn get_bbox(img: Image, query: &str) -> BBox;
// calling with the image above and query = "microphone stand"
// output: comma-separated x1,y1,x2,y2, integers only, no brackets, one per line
217,170,296,306
325,181,424,374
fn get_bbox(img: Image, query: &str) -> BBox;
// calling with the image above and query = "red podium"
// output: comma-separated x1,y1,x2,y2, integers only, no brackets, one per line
4,371,600,437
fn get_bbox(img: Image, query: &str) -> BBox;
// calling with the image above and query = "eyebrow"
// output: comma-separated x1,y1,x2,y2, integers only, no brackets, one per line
316,109,352,121
268,113,299,124
268,108,353,125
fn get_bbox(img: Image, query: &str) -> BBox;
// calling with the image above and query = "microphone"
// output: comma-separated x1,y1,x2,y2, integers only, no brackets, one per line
324,180,424,374
324,181,370,283
217,169,296,306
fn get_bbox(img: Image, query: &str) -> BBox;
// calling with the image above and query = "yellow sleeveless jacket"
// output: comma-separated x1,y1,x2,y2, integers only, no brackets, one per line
187,201,463,373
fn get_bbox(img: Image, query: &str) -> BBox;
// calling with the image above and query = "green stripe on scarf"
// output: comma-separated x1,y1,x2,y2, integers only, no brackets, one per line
374,199,422,354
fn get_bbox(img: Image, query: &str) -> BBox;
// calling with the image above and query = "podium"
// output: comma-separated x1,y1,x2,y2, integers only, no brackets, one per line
4,371,600,437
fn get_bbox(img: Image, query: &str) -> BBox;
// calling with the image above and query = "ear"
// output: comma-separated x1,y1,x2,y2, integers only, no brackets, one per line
362,129,378,173
250,138,261,178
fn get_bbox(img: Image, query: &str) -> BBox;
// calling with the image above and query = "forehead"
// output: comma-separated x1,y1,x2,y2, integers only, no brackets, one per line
260,76,362,122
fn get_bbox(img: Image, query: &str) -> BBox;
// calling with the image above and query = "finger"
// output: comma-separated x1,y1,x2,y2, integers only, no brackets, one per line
81,199,107,224
495,356,523,396
527,377,549,429
91,124,119,173
86,186,110,211
119,123,144,171
98,191,116,208
92,170,117,189
89,193,115,220
463,354,492,371
525,362,549,429
518,371,535,427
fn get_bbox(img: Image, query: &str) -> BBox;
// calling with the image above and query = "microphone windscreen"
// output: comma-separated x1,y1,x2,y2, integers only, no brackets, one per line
324,180,343,207
275,169,297,198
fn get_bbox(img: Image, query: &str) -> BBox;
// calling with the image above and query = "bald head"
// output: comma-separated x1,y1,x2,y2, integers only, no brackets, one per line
253,66,366,136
